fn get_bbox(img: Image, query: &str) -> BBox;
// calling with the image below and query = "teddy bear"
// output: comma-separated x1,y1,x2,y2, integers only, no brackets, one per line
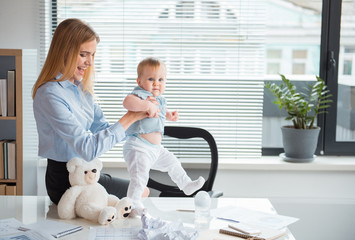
57,157,132,225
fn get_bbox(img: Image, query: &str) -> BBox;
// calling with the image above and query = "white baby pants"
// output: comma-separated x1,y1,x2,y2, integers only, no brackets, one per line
123,136,193,208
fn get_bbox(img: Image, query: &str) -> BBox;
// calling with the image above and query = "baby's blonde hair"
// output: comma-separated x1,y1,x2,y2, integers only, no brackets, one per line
137,57,166,78
32,18,100,99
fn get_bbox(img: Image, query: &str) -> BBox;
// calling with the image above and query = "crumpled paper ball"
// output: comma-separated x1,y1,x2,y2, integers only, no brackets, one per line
137,215,198,240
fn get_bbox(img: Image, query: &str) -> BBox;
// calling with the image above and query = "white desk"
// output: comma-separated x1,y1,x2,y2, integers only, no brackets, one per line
0,196,295,239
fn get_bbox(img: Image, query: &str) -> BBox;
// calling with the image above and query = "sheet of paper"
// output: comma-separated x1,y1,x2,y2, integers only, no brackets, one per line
0,230,55,240
0,218,54,240
88,227,141,240
19,219,82,238
211,206,299,230
0,218,23,237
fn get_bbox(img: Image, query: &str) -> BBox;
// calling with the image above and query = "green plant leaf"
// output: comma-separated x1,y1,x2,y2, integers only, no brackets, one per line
264,74,333,129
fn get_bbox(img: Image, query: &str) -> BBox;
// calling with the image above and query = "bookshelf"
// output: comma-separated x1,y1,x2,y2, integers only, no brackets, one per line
0,49,37,195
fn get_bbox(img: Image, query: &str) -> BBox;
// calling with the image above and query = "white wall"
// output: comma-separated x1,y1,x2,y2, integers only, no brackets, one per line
0,0,40,195
0,0,41,69
0,0,40,50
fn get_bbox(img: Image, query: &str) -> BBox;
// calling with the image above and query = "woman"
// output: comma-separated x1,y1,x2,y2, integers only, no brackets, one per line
32,18,148,204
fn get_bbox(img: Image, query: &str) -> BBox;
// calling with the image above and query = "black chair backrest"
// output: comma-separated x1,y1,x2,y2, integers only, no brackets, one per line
147,126,218,197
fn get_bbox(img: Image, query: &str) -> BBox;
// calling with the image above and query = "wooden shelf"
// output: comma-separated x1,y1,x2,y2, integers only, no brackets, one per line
0,116,16,120
0,179,17,184
0,49,37,195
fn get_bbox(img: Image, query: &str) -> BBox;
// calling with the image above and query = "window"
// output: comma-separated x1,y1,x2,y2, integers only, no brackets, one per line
341,47,355,76
41,0,265,162
41,0,355,158
201,1,220,19
343,59,352,75
326,0,355,148
176,1,194,18
266,49,282,74
292,50,307,74
263,0,322,154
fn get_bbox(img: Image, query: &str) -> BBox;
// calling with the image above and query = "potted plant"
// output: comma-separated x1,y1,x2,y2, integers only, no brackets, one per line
265,74,332,162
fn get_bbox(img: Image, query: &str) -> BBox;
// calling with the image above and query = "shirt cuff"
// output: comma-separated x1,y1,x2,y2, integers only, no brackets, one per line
109,122,126,142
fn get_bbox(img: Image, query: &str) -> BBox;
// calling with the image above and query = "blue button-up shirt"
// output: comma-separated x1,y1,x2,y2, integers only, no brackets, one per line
125,86,166,136
33,78,125,162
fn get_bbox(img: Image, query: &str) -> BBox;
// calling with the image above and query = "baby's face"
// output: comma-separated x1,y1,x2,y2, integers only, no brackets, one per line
137,65,166,97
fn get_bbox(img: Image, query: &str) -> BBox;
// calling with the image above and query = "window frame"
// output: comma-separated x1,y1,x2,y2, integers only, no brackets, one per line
320,0,355,155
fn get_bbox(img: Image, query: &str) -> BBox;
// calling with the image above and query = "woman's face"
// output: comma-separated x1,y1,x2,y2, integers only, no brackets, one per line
70,39,97,82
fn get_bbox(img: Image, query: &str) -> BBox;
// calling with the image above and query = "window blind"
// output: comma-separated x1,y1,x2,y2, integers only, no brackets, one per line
39,0,265,162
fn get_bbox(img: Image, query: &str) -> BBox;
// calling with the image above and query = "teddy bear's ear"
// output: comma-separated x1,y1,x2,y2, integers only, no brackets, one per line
92,158,103,171
67,158,83,173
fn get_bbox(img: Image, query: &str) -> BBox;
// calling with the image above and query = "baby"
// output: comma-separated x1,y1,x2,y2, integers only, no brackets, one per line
123,57,205,215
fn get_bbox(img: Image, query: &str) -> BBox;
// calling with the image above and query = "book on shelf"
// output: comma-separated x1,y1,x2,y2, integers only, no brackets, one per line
0,184,5,195
6,70,15,117
0,140,4,179
0,139,16,180
0,78,6,116
3,140,8,179
5,185,16,195
7,140,16,179
0,184,16,195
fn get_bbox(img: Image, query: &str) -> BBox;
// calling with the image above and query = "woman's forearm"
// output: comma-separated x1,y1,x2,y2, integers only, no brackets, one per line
118,111,146,130
123,94,150,112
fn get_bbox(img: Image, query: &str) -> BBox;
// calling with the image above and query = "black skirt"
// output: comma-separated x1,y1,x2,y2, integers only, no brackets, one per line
45,159,129,204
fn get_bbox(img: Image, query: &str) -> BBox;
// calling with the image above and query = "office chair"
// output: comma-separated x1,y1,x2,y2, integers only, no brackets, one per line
147,126,223,198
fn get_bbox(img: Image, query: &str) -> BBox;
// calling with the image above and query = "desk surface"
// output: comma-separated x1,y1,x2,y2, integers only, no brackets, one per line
0,196,295,240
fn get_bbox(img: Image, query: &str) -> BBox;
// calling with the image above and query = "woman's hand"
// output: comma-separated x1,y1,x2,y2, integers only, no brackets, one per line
146,96,160,118
146,96,158,105
120,95,161,129
147,103,160,118
119,111,147,130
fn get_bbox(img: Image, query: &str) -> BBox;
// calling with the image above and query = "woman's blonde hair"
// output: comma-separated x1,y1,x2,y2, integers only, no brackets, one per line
32,18,100,99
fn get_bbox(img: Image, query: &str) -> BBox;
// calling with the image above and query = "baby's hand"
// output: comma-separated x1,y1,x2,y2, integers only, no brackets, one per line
166,110,179,121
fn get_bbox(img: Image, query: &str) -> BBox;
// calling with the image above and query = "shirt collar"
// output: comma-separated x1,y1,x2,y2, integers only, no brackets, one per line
58,80,76,88
134,86,162,99
55,73,81,88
